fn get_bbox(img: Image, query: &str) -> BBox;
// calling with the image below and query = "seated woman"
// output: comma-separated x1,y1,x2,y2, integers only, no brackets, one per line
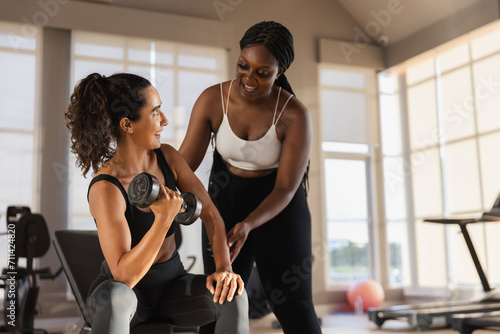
64,72,249,334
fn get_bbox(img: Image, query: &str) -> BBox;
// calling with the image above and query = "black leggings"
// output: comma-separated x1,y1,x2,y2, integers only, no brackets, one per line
86,251,249,334
200,150,322,334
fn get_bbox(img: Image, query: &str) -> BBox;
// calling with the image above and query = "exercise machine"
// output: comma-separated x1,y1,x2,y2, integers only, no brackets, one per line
368,195,500,331
0,206,62,333
451,310,500,333
448,199,500,333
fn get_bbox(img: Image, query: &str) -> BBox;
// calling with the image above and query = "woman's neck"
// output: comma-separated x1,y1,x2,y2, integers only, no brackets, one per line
107,143,155,178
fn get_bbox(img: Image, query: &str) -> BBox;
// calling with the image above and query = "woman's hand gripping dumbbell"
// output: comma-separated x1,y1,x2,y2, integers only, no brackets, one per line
127,173,202,225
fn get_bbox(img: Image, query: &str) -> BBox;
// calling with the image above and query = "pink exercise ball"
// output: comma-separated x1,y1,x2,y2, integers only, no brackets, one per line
346,279,385,311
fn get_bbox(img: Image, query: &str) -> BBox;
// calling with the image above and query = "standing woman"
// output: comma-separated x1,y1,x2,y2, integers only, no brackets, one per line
65,72,248,334
180,21,322,333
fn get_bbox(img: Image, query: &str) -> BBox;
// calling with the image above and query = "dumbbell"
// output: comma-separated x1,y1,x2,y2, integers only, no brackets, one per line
127,172,202,225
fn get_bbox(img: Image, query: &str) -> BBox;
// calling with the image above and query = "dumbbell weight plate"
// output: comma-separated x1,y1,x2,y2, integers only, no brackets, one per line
128,173,160,208
175,192,202,225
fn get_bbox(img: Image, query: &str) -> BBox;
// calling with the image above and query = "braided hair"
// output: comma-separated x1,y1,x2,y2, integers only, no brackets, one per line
239,21,295,95
65,72,152,177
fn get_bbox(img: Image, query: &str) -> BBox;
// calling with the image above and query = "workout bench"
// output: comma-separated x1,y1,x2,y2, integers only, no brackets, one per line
53,229,198,334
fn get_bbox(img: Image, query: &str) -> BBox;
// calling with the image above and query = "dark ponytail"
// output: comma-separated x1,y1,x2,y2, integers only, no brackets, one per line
65,72,151,177
275,75,295,96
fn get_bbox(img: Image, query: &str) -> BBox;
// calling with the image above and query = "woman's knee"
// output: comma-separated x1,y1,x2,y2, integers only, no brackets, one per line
220,289,249,316
87,280,137,318
234,289,249,311
272,298,315,320
216,290,249,334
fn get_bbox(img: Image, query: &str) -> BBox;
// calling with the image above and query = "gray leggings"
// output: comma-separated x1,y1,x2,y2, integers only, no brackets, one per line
86,252,249,334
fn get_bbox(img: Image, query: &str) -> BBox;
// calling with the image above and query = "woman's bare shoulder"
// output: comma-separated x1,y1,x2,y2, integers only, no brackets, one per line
198,81,231,102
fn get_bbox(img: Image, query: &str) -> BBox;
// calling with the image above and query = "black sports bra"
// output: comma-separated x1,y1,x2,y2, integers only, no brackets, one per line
87,149,177,247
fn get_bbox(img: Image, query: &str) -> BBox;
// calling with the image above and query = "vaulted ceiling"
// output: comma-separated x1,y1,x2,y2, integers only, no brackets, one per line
76,0,486,47
336,0,481,45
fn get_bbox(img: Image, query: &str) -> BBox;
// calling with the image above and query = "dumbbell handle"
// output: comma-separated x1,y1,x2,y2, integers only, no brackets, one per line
179,202,188,214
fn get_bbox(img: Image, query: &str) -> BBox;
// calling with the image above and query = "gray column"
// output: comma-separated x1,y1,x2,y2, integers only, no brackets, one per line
37,27,73,317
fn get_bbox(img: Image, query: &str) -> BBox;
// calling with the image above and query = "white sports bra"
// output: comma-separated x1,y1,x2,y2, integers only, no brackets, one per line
215,80,294,171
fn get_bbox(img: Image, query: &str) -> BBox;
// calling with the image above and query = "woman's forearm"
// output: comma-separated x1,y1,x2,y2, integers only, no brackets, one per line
243,187,295,229
202,207,232,271
110,217,172,288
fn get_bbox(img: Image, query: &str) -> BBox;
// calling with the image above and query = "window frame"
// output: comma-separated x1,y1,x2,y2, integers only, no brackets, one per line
318,64,385,290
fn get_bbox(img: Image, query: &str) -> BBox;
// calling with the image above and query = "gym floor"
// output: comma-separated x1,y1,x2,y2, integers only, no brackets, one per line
33,312,499,333
249,312,498,334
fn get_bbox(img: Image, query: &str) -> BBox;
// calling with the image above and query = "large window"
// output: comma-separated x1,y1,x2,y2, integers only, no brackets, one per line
380,22,500,291
319,65,380,287
69,31,227,273
379,72,412,287
0,21,40,269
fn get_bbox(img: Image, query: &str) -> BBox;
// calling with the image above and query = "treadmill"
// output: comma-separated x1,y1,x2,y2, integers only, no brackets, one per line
448,202,500,334
368,194,500,331
451,310,500,333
